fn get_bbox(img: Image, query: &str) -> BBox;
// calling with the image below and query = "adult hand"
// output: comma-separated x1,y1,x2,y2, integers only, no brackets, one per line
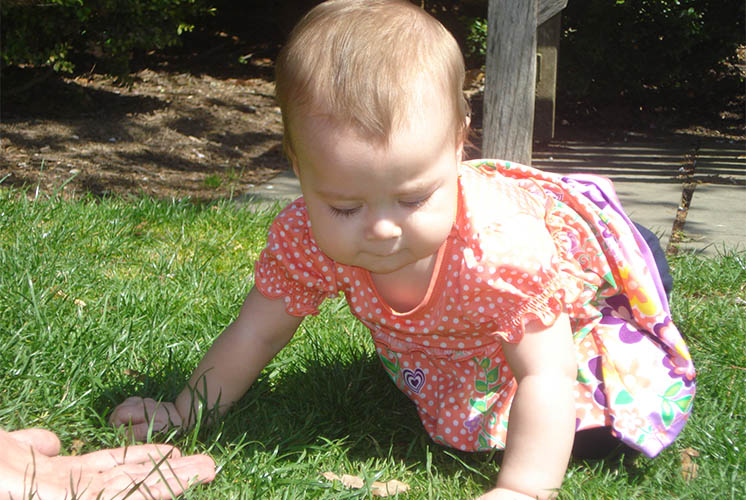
110,397,184,442
0,427,215,500
474,487,542,500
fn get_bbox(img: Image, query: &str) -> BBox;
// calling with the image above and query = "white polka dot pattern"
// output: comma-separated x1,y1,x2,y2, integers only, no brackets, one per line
251,160,685,455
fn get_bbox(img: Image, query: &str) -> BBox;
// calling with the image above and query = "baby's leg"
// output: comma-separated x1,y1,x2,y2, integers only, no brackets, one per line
571,426,639,460
632,222,673,300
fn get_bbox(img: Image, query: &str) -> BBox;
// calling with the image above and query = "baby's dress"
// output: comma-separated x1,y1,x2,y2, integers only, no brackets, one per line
254,160,695,458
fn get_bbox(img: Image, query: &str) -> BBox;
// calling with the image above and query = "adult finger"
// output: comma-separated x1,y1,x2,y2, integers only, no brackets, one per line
89,454,216,500
7,428,62,457
69,444,183,470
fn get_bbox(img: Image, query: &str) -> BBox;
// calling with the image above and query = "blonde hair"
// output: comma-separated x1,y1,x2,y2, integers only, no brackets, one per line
275,0,469,152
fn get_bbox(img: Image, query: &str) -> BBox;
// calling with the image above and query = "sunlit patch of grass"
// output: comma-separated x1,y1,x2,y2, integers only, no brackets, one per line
1,185,743,498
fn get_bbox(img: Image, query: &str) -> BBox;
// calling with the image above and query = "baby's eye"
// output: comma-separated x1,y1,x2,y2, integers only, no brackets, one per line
400,193,432,209
329,205,361,217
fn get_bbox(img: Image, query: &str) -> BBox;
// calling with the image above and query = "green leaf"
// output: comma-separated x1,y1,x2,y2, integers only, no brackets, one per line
470,398,487,414
486,367,499,384
485,384,502,397
475,379,489,393
478,434,489,449
661,400,674,427
379,354,398,375
675,395,693,412
602,271,617,288
663,381,683,399
577,368,592,384
614,389,634,405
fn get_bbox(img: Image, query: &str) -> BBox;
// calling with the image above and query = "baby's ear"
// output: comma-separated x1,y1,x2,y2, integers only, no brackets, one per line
457,116,471,160
283,137,300,178
462,115,471,143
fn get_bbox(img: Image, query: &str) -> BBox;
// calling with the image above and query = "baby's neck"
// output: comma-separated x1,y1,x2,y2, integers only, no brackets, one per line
370,252,439,314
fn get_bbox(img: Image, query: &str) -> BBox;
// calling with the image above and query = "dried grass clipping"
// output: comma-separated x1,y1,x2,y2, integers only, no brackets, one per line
680,447,700,481
322,472,410,497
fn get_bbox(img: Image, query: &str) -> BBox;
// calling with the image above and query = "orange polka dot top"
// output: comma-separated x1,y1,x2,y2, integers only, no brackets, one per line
255,160,695,456
256,162,587,341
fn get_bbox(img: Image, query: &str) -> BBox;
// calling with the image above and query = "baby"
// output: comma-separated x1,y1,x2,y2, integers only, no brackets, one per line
111,1,696,499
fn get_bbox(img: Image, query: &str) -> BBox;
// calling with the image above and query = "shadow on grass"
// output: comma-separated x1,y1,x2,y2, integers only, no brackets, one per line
96,349,430,453
94,335,646,497
93,337,507,491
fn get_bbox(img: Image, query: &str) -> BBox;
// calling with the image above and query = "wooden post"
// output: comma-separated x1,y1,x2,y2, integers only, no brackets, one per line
483,0,537,165
537,0,568,25
482,0,567,164
533,12,562,143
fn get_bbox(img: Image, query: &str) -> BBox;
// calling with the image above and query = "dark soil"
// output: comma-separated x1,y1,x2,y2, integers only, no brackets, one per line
1,34,744,202
1,33,286,201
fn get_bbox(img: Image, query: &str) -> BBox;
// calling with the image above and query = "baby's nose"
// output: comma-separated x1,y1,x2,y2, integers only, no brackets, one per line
366,216,402,240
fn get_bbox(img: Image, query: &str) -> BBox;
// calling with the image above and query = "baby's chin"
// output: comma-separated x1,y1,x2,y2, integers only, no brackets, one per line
362,262,409,276
357,251,437,277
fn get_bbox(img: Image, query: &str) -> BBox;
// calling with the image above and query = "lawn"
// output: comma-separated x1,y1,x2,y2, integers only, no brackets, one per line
1,187,744,499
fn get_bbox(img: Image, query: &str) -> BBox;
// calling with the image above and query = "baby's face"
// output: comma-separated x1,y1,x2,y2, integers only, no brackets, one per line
288,96,462,277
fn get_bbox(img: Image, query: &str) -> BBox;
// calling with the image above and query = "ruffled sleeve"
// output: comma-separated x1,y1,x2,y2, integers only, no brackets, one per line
456,165,591,342
485,215,585,342
254,199,340,316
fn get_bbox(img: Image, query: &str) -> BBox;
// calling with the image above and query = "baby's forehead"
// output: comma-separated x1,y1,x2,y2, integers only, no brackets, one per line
288,109,390,147
287,79,453,132
288,113,433,153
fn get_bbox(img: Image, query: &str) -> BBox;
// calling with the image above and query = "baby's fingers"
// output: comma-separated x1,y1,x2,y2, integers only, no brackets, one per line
110,397,151,427
114,420,158,443
110,398,175,441
111,398,176,426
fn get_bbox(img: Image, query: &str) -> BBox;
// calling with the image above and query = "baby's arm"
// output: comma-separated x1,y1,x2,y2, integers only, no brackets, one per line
110,286,304,440
481,313,577,500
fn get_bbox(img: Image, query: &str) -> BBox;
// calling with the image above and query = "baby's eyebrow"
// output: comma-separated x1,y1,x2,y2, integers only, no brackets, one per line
396,179,440,196
315,188,360,201
315,176,441,200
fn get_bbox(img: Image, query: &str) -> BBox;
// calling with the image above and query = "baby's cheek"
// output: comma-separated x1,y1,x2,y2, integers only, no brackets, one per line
416,215,451,246
314,231,354,263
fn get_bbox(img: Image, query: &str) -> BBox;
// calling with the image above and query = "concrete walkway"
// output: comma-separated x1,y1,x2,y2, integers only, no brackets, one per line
241,137,745,256
533,138,745,255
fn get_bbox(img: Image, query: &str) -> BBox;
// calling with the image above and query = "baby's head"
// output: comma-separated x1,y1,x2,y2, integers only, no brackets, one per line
275,0,469,155
274,1,468,276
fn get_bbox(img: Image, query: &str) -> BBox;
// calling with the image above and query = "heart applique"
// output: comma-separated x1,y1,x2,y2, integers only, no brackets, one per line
402,368,426,394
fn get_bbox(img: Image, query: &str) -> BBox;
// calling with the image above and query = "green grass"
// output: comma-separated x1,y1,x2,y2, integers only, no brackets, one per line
1,186,744,499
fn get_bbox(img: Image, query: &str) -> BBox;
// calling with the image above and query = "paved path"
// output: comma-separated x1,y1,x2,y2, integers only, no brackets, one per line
241,137,746,256
533,138,745,255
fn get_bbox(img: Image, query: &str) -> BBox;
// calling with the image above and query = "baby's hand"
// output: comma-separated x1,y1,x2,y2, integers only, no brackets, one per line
109,397,183,442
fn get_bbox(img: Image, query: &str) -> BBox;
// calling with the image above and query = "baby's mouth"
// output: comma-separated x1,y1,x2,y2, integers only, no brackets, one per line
369,248,401,258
